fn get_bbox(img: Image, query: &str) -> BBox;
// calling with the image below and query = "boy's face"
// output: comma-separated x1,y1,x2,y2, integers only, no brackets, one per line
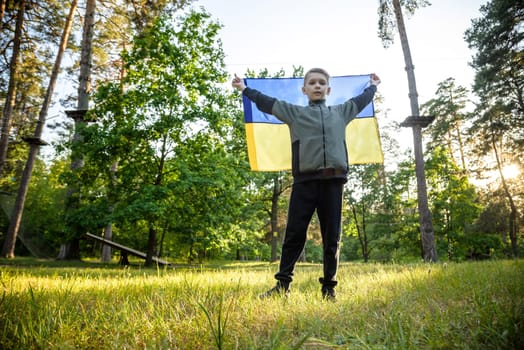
302,72,331,101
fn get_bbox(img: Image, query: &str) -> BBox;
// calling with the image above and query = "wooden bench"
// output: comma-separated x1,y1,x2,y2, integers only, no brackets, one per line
85,232,172,266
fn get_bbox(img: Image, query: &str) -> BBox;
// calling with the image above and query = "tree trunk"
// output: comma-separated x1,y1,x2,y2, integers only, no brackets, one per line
352,205,368,262
60,0,96,260
56,239,80,260
101,161,118,262
393,0,437,262
145,225,157,266
0,0,25,178
144,145,168,266
1,0,77,258
445,130,454,161
101,223,113,262
0,0,6,32
299,248,306,262
454,120,467,171
77,0,95,111
158,218,169,258
491,131,518,257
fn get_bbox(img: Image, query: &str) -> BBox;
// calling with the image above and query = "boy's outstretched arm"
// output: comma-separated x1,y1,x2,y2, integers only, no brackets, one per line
231,74,277,115
351,73,381,112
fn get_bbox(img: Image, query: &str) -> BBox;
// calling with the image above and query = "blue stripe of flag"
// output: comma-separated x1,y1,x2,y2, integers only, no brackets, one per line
243,75,374,124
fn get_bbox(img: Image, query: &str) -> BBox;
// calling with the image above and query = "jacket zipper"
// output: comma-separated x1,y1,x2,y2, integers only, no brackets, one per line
319,105,327,168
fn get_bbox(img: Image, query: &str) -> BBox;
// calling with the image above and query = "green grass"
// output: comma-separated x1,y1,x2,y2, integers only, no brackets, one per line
0,259,522,349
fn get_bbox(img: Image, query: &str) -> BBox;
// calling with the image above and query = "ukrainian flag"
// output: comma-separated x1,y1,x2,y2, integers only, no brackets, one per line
242,74,383,171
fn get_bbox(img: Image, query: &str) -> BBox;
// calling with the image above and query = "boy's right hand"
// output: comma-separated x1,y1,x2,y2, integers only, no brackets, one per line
232,74,246,91
370,73,381,86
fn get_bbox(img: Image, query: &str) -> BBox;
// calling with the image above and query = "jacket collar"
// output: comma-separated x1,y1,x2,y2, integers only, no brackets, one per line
308,99,327,107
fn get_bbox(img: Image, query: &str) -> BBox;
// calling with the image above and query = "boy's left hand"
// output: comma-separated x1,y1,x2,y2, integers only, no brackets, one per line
232,74,246,91
370,73,381,86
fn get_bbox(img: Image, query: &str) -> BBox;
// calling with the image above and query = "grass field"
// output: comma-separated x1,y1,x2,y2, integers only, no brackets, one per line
0,258,522,349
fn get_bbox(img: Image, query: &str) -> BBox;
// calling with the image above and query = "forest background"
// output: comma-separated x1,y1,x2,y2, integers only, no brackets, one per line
0,0,522,265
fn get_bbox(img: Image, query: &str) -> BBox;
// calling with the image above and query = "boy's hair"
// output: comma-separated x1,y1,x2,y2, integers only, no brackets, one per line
304,68,330,85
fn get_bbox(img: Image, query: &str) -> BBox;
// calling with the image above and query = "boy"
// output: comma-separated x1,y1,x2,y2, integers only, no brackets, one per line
232,68,380,301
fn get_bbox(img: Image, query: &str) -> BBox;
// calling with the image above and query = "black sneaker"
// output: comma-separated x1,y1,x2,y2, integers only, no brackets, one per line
259,282,290,299
322,287,336,302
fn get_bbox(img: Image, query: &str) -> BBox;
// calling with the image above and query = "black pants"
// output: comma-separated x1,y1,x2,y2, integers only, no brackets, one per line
275,179,344,289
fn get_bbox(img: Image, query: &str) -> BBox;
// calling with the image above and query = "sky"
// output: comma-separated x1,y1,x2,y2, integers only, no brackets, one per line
41,0,489,161
191,0,488,153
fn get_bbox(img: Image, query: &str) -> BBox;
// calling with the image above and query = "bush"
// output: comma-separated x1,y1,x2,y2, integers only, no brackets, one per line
460,233,503,260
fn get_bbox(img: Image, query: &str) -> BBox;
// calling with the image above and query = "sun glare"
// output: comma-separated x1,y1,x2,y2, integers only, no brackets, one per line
502,164,521,180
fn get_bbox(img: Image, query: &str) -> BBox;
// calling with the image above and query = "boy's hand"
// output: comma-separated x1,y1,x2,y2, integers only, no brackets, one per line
232,74,246,91
370,73,381,86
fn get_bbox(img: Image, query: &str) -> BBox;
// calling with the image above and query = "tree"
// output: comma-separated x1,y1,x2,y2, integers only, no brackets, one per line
421,78,470,171
6,157,68,258
80,8,236,265
465,0,524,119
59,0,96,260
425,147,482,260
62,1,191,262
345,164,387,262
166,132,253,262
268,174,291,261
0,0,6,31
341,91,389,262
1,0,77,258
0,0,25,179
465,0,523,257
378,0,437,262
0,0,67,184
0,0,75,256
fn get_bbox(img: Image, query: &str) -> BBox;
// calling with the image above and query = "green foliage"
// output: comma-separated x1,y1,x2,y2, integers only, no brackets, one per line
304,239,323,263
0,0,69,184
343,156,426,262
1,158,69,258
18,159,68,256
464,0,523,171
66,7,256,261
465,0,524,256
421,78,470,169
0,142,28,193
465,0,524,119
3,0,520,265
345,164,390,261
425,147,483,260
473,195,510,235
458,233,503,260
